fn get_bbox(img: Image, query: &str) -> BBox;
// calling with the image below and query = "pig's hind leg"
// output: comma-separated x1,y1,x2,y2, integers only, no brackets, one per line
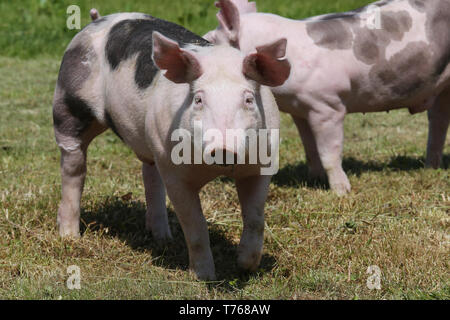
53,91,106,238
426,89,450,169
142,163,172,243
308,107,351,196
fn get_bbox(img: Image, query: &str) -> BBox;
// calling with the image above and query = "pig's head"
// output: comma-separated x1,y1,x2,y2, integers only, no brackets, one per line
151,31,289,169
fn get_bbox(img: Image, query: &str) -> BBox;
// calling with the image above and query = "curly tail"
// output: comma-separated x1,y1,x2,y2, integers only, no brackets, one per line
90,8,101,21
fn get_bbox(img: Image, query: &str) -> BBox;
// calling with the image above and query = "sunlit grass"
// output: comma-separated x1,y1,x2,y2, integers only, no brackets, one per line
0,0,372,58
0,0,449,300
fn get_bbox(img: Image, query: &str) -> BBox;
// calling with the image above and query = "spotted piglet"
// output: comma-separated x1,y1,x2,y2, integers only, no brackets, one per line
53,12,290,280
206,0,450,195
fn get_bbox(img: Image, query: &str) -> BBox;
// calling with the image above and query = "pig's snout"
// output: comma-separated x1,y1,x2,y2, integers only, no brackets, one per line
209,148,239,166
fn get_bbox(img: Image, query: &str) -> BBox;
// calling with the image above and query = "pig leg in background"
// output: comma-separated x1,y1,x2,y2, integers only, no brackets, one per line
142,163,172,242
164,179,215,280
292,116,326,180
426,89,450,169
55,122,106,238
235,175,271,272
308,107,350,196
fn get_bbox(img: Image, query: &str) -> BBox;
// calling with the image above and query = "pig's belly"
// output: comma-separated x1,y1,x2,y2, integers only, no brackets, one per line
171,163,266,187
126,134,154,163
105,103,155,163
119,122,155,164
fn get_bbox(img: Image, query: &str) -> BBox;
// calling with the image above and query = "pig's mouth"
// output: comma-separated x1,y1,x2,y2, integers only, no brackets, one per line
217,163,234,168
206,149,241,168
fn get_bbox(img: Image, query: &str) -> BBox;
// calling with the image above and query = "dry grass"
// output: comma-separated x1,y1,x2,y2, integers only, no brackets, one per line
0,48,449,300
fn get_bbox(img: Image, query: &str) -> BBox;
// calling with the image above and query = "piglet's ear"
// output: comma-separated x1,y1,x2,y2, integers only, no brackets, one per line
215,0,241,47
152,32,203,84
243,38,291,87
220,0,258,14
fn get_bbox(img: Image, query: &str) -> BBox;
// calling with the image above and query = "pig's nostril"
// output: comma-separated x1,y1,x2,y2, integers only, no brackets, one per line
223,150,238,164
228,152,239,164
209,149,239,166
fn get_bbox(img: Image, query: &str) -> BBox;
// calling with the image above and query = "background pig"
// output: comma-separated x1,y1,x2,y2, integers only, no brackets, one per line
205,0,450,195
53,12,290,280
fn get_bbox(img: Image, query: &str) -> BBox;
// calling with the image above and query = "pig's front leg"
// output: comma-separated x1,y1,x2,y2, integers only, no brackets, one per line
308,107,351,196
292,116,326,179
164,179,216,280
426,90,450,169
142,163,172,243
235,175,271,272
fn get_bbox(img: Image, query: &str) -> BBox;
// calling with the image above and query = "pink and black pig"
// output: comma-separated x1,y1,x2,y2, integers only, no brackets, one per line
206,0,450,195
53,12,290,280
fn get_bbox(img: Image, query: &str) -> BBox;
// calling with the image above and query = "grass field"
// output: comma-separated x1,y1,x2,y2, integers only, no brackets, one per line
0,0,449,300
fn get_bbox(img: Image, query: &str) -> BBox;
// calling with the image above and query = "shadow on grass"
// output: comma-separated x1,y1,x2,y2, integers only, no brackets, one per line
273,154,449,188
80,198,276,290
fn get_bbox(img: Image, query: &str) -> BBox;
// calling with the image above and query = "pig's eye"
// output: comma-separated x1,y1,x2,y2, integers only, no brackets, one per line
193,92,205,110
244,93,255,108
194,96,203,105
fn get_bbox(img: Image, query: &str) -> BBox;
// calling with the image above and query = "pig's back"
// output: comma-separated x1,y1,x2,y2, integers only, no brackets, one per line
56,12,209,120
104,14,210,90
54,13,209,161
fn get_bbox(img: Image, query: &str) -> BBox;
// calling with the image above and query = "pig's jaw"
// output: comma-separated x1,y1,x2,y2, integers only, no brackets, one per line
170,125,279,175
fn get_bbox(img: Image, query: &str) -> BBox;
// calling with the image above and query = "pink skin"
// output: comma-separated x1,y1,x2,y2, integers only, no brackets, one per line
54,21,290,280
205,0,450,195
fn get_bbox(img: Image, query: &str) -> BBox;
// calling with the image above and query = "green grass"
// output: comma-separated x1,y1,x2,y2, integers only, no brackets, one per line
0,0,373,59
0,0,449,300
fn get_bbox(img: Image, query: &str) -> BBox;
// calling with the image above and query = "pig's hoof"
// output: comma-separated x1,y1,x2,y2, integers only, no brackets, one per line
425,157,441,169
146,221,173,244
58,226,81,239
151,229,173,245
192,268,216,281
237,250,262,272
331,181,351,196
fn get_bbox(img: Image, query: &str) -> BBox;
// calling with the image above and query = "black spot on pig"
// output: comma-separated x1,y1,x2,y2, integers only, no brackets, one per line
352,26,390,65
53,92,96,137
408,0,427,12
104,110,123,141
381,11,413,41
368,41,433,99
305,0,449,104
55,32,98,138
105,17,210,89
352,11,412,65
306,8,412,64
407,0,450,76
57,37,96,93
425,0,450,76
347,78,375,103
306,20,353,50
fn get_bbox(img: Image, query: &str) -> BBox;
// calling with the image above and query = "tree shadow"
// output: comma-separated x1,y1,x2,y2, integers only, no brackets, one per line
80,198,276,290
273,154,449,188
